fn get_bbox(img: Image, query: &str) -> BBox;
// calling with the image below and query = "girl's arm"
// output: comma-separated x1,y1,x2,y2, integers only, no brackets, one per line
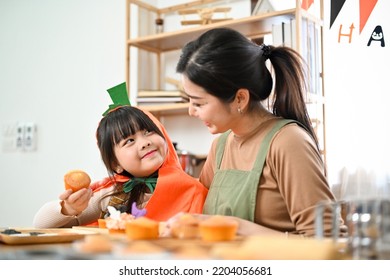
33,187,112,228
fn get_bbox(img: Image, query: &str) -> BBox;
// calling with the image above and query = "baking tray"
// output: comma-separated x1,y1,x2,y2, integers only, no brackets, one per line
0,228,96,245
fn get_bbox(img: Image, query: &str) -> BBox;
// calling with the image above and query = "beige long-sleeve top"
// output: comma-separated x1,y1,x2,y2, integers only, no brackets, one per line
33,187,113,228
33,186,154,228
199,118,336,237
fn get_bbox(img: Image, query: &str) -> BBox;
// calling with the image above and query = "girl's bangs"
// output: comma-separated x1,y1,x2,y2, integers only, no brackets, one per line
110,114,144,144
110,110,160,145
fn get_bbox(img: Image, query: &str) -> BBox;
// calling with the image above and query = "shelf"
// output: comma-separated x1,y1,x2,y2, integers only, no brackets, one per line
127,9,297,53
138,103,190,115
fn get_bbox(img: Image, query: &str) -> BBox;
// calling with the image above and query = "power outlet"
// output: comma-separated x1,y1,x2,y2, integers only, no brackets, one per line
16,122,25,151
23,122,37,151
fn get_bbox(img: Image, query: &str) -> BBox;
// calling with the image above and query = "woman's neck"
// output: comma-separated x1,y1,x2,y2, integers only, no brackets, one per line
232,106,273,139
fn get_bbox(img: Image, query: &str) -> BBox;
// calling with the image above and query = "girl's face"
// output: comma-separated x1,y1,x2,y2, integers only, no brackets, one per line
114,130,167,177
181,75,236,134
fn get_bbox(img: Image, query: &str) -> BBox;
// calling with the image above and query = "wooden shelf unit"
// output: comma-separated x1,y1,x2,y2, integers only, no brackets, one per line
138,102,190,116
125,0,326,163
125,0,324,96
127,9,296,53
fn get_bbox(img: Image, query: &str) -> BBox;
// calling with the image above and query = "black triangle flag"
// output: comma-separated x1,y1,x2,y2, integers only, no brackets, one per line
330,0,347,29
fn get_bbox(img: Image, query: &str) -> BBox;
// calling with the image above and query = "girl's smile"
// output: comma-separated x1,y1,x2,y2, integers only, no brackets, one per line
141,149,157,159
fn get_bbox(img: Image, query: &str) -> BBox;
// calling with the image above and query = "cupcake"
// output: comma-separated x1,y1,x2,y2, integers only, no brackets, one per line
171,213,200,239
199,215,238,242
64,170,91,192
105,206,135,234
125,217,159,240
76,234,113,253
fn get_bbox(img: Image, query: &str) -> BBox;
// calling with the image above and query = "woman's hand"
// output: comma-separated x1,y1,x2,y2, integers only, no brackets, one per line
59,188,92,216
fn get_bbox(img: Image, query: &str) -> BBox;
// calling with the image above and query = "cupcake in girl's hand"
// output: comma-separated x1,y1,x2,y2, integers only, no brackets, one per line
64,170,91,192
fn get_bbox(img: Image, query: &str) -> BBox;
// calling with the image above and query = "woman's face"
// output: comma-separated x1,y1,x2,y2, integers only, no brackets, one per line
114,130,167,177
181,75,236,134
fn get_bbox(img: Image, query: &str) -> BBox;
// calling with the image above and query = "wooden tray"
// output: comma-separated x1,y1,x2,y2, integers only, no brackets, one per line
0,228,96,245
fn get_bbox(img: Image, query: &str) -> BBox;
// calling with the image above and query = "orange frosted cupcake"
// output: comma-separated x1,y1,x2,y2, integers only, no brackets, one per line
105,206,135,234
126,217,159,240
199,215,239,242
64,170,91,192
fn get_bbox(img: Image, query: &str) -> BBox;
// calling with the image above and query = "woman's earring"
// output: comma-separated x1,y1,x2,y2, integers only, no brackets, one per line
116,167,123,173
238,107,243,114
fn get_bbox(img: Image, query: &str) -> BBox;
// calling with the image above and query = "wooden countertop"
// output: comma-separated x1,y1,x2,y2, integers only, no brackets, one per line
1,227,347,260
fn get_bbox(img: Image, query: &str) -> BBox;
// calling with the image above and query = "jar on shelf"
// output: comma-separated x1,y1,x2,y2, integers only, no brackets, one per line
155,18,164,34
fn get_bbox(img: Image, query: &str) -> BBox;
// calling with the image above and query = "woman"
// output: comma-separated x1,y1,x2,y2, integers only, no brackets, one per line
176,27,339,237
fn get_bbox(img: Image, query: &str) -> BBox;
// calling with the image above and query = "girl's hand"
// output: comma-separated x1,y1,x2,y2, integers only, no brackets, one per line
59,188,92,216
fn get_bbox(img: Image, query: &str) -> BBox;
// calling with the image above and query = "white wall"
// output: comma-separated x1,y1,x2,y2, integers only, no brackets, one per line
322,0,390,199
0,0,126,227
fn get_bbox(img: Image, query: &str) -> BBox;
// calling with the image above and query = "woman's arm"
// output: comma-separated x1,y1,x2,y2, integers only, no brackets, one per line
234,217,286,236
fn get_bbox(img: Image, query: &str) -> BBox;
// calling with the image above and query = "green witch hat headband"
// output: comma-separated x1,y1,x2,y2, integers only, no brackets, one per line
102,82,131,116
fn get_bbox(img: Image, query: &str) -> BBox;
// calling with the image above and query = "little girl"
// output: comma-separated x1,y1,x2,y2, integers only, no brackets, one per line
33,83,207,228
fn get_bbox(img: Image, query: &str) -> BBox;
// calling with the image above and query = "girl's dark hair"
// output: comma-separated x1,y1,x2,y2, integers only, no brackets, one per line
176,27,319,150
96,106,165,213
